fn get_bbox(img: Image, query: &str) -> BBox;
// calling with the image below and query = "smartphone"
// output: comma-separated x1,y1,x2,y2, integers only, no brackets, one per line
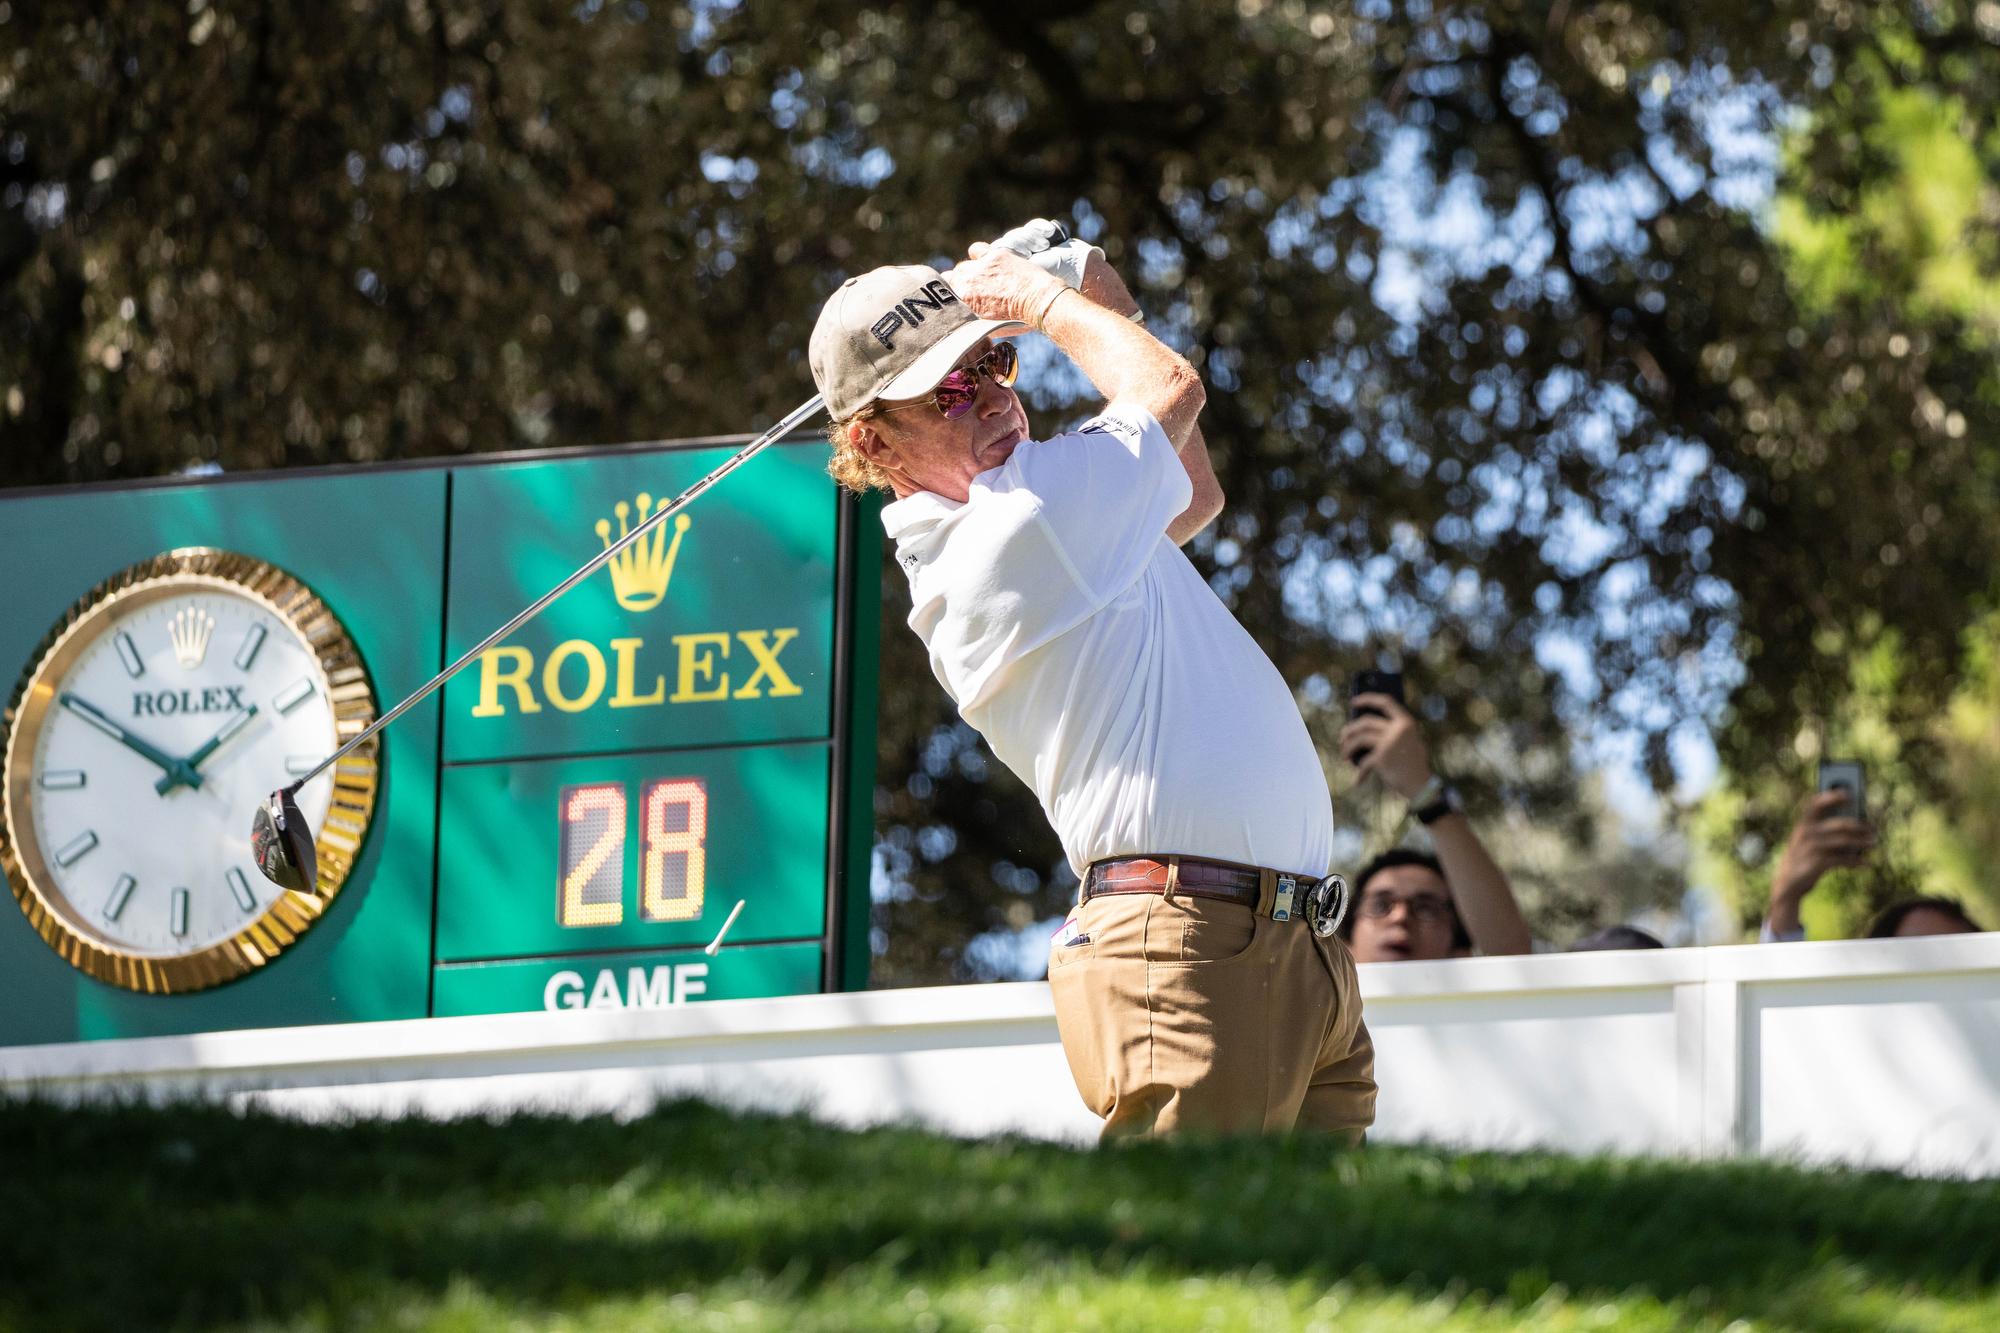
1350,669,1405,718
1817,759,1866,822
1348,669,1405,764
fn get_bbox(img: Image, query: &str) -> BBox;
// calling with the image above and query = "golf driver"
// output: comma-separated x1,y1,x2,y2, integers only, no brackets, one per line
252,217,1082,892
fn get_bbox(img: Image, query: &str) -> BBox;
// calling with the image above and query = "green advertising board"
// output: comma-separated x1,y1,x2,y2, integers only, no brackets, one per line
0,437,879,1047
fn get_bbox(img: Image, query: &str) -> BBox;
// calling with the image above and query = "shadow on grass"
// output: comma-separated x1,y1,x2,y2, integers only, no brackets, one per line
2,1096,1996,1329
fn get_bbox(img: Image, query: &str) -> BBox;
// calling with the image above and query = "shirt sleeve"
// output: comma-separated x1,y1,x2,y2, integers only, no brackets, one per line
1002,400,1193,606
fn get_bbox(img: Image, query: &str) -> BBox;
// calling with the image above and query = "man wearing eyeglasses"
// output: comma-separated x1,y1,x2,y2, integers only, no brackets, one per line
809,230,1375,1141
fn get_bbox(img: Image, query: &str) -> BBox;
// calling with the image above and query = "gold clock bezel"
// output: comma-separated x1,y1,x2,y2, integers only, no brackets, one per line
0,548,379,994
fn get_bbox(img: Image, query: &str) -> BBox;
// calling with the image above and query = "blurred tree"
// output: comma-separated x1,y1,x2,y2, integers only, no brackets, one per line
1938,614,2000,926
1693,20,2000,939
3,2,1995,979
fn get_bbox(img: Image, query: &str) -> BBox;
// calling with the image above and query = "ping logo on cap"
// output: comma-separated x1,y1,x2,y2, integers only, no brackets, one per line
870,279,960,349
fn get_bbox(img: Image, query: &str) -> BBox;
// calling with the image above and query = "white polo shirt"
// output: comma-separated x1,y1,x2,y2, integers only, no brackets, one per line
882,401,1335,878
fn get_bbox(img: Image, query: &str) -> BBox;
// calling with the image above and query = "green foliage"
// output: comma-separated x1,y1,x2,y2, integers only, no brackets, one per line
3,1097,1999,1331
1938,613,2000,904
1775,38,2000,338
5,2,1999,974
1776,94,1999,334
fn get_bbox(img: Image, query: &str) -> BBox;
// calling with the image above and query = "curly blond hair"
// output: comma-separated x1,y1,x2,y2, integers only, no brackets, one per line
824,416,896,495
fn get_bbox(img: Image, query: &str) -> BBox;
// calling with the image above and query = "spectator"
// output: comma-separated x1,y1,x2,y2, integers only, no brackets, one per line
1337,694,1530,961
1339,850,1468,962
1762,789,1877,942
1764,792,1987,941
1863,897,1985,939
1571,924,1665,952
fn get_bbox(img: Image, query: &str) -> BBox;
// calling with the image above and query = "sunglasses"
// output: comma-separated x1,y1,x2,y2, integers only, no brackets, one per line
870,342,1019,420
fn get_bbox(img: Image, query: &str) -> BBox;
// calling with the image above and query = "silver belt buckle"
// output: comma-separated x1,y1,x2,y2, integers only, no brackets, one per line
1305,873,1348,938
1272,874,1297,923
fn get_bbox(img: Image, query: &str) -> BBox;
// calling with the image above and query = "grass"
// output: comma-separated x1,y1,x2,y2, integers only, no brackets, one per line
1,1098,1996,1331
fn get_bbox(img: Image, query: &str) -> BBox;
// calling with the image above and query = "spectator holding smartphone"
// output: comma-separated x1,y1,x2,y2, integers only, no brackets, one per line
1761,789,1877,942
1338,689,1532,961
1763,784,1984,940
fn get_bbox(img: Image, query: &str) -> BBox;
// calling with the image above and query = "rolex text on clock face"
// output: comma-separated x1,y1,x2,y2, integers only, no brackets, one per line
26,581,340,956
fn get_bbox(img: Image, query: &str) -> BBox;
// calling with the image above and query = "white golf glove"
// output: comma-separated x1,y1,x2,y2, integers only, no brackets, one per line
986,216,1143,322
988,218,1103,291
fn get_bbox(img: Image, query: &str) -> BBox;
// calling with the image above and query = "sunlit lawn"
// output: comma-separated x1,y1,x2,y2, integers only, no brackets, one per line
2,1097,1996,1331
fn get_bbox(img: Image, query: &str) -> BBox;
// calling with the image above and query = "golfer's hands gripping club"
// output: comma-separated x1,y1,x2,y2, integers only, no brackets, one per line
983,217,1142,321
947,245,1075,330
951,245,1140,330
990,218,1098,287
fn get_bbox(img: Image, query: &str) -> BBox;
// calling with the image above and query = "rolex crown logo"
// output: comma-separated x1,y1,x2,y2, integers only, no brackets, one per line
596,493,692,612
168,606,215,670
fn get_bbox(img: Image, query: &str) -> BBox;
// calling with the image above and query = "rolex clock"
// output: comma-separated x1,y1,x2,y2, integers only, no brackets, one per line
0,549,379,993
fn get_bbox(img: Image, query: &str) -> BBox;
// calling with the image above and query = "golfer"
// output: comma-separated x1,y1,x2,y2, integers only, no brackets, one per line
810,232,1373,1140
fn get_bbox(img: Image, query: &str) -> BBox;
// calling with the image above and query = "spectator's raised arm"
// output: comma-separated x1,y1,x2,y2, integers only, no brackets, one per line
1339,694,1531,957
1067,248,1224,543
1764,791,1876,942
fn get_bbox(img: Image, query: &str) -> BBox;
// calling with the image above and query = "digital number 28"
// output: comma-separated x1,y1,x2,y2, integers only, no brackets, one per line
557,778,708,927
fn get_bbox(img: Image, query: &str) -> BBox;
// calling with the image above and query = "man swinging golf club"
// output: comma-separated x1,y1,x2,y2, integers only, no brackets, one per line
813,225,1375,1140
246,213,1370,1141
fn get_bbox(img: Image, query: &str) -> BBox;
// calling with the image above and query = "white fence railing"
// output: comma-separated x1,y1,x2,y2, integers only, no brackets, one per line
4,934,1997,1176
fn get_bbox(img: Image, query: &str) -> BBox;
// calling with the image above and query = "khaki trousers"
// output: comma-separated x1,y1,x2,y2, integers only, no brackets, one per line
1047,863,1376,1140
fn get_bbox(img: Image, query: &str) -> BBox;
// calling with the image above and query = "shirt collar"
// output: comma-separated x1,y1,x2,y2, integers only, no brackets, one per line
880,487,963,541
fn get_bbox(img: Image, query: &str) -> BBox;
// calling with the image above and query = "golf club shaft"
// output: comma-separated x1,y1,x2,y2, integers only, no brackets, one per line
292,393,826,789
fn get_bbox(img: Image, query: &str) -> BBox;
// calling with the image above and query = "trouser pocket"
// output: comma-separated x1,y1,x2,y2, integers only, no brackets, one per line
1140,893,1260,966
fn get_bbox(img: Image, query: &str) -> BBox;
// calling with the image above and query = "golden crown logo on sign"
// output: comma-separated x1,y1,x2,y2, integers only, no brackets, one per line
595,494,692,612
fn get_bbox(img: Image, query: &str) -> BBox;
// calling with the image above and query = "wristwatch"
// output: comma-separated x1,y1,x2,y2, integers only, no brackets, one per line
1410,774,1462,826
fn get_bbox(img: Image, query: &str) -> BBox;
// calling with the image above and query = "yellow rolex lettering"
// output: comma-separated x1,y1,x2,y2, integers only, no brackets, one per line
472,630,803,715
670,632,731,702
542,640,608,713
471,645,541,717
732,628,803,699
608,637,666,708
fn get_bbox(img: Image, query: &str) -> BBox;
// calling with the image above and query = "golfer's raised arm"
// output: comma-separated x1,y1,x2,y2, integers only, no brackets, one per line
950,247,1206,452
1067,248,1224,540
1163,419,1223,543
1069,247,1223,540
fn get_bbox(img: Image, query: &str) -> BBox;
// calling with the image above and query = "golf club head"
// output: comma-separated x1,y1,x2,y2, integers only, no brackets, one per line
251,783,317,892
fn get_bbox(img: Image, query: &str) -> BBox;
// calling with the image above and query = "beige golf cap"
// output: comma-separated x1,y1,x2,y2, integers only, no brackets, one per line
810,264,1028,420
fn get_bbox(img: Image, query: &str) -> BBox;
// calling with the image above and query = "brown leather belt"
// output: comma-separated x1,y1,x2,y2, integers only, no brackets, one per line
1083,855,1353,937
1082,855,1262,907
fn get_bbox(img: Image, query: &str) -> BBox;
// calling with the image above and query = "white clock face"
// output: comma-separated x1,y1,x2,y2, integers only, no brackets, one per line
26,586,340,956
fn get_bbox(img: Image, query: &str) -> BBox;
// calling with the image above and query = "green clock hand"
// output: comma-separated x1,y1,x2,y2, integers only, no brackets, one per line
58,692,204,793
156,704,261,795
